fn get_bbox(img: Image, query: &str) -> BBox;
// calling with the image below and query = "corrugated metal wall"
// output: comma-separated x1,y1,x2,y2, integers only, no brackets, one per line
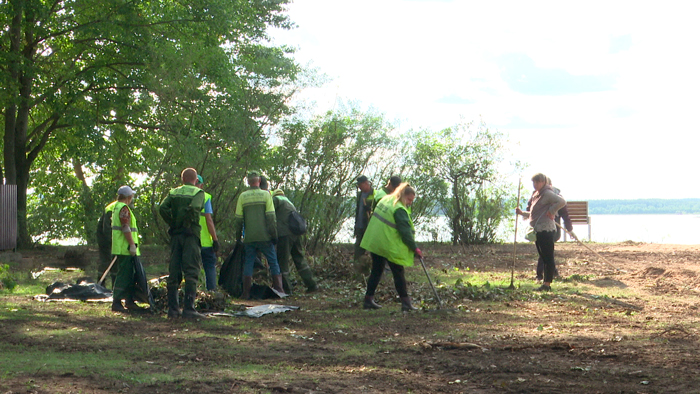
0,185,18,250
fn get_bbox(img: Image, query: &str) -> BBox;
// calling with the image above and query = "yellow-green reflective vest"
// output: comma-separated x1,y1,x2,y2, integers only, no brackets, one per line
360,197,415,267
111,202,141,256
199,192,213,247
105,201,118,215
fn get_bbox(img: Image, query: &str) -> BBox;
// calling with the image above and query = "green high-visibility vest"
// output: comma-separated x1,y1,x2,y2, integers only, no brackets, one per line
199,192,213,247
111,202,140,256
360,196,415,267
373,188,388,208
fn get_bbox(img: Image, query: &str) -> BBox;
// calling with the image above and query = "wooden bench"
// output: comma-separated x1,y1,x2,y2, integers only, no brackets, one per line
564,201,591,241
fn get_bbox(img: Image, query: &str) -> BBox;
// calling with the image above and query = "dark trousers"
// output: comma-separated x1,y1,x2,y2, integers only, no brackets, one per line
112,255,135,300
201,247,217,291
353,228,366,261
365,253,408,298
167,234,202,293
535,230,557,283
277,235,316,292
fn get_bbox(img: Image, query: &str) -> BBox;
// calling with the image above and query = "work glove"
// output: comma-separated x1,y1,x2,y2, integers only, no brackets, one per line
415,248,423,259
128,244,137,256
212,240,220,253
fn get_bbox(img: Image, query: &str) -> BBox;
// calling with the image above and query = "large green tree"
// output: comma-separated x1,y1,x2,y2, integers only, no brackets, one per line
407,120,515,244
268,104,395,254
1,0,298,247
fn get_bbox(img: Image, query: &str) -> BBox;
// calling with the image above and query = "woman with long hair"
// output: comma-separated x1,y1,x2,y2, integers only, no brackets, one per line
516,173,567,291
360,183,423,311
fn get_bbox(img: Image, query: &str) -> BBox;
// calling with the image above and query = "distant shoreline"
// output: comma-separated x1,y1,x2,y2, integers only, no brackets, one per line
587,198,700,215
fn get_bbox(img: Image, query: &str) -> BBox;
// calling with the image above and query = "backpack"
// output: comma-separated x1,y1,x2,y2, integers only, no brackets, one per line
288,211,307,235
95,210,112,248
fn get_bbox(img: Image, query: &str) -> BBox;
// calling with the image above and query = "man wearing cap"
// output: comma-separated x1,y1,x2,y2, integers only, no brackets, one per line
196,175,220,291
354,175,375,274
110,185,144,312
372,175,402,210
270,188,318,294
159,168,206,319
233,171,285,299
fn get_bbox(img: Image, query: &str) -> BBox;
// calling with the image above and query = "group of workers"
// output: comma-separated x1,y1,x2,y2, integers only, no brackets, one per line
98,168,317,318
99,168,566,318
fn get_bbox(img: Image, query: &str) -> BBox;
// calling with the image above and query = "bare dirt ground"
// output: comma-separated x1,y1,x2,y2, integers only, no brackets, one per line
3,242,700,393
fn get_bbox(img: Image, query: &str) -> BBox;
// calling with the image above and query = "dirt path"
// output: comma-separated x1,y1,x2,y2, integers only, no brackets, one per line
2,242,700,393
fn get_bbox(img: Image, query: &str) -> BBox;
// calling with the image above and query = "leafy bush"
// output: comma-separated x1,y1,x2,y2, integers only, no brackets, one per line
0,264,18,292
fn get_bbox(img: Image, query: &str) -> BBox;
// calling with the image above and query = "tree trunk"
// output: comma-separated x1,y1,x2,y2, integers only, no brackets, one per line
73,158,98,246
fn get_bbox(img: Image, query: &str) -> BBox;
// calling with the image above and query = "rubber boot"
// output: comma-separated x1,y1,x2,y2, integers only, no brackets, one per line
167,286,181,319
241,276,253,300
112,298,127,312
182,291,206,319
272,274,287,296
125,295,146,312
298,267,318,293
363,295,382,310
400,296,419,312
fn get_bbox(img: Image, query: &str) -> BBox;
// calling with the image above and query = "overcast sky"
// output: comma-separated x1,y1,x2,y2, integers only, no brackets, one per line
270,0,700,200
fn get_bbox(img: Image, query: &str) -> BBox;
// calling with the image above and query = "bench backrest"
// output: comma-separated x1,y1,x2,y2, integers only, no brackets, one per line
567,201,589,224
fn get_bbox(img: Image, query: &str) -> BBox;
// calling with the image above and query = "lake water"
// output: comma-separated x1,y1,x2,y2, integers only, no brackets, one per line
336,214,700,245
578,214,700,244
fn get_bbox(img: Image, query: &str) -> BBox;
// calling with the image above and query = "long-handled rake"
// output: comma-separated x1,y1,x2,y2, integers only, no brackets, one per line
98,256,118,286
419,257,442,309
509,179,522,289
555,222,621,272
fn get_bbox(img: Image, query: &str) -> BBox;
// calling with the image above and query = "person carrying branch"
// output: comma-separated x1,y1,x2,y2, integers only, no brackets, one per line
159,168,206,319
361,183,422,311
516,173,567,291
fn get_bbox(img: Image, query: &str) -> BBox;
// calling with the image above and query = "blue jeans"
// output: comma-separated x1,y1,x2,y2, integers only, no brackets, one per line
201,247,217,291
244,241,280,277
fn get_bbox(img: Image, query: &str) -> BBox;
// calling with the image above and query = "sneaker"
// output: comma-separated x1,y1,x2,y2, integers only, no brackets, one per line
534,285,551,292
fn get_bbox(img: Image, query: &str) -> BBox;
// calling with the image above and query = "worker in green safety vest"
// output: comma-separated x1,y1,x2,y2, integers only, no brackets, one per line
371,175,402,211
360,183,423,312
110,185,144,312
270,188,318,294
196,175,220,291
159,168,206,319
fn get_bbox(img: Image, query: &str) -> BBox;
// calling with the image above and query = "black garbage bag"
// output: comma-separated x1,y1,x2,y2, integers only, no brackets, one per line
249,283,286,300
219,241,245,297
133,256,155,310
46,278,112,301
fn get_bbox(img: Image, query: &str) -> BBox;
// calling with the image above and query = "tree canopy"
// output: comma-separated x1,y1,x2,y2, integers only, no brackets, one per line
2,1,519,250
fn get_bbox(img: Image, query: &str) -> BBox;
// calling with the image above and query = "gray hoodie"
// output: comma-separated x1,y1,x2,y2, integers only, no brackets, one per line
522,185,566,232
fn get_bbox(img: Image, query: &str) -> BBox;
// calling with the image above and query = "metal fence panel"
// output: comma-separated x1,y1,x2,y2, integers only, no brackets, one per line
0,185,18,250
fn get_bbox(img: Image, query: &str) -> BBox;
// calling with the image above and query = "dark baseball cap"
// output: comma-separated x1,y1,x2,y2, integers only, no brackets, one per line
356,175,369,184
389,175,402,187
